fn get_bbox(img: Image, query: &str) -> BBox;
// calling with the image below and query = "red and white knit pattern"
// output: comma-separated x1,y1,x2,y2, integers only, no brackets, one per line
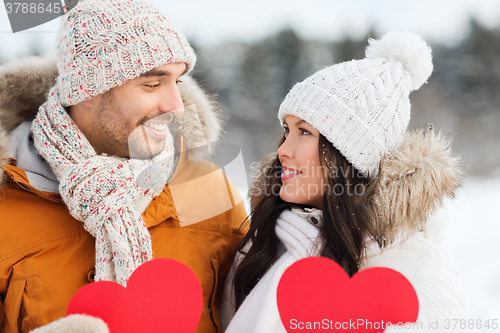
56,0,196,106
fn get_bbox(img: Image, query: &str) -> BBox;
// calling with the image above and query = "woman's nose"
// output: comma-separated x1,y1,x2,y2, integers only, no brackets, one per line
277,136,294,160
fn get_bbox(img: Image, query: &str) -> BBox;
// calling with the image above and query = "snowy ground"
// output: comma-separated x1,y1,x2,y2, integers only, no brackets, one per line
236,177,500,324
441,177,500,322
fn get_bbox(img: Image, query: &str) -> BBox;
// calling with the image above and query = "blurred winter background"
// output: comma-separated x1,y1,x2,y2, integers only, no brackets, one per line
1,0,499,325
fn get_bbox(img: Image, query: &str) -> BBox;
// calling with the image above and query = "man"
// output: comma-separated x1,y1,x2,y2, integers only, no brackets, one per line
0,0,247,332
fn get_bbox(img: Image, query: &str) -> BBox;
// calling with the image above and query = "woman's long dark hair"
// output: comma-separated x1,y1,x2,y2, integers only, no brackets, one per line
233,134,378,309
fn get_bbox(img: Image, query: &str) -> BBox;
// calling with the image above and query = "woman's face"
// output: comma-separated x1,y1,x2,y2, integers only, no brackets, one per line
278,115,325,210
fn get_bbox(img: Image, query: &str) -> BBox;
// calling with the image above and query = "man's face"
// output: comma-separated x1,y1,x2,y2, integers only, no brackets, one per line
71,62,187,158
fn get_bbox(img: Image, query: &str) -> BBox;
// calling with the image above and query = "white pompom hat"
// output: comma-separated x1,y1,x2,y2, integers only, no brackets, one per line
278,31,433,179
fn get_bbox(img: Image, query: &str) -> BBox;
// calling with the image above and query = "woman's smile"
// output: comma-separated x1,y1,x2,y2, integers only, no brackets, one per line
281,166,302,180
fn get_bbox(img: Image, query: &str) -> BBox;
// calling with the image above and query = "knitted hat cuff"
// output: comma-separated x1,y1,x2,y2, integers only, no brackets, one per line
279,82,388,178
57,35,195,106
56,0,196,106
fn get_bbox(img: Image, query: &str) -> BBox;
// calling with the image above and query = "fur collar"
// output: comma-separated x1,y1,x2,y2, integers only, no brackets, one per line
249,129,463,240
0,53,222,186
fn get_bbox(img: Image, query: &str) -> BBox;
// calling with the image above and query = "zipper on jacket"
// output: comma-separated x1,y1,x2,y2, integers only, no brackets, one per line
208,258,219,332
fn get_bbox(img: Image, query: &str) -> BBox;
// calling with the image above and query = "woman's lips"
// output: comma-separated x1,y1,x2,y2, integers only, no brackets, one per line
281,166,301,180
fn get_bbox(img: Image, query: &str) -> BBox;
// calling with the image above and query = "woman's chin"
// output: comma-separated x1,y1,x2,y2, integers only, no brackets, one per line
279,188,300,205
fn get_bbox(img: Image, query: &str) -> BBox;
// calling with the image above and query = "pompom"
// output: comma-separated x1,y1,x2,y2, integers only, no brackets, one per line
365,31,433,90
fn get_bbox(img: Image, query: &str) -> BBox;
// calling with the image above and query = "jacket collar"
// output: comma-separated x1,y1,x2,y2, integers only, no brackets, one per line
142,135,186,228
8,121,59,193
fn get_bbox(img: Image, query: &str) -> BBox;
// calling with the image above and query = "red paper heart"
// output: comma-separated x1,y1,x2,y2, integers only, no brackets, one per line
277,257,419,332
67,258,203,333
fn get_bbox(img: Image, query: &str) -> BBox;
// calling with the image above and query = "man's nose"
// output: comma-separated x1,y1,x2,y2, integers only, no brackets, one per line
159,84,185,115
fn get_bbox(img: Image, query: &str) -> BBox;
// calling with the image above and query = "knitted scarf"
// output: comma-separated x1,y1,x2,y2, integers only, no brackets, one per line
31,86,176,286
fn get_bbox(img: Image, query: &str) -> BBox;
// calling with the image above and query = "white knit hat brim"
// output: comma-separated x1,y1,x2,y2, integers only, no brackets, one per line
279,81,389,178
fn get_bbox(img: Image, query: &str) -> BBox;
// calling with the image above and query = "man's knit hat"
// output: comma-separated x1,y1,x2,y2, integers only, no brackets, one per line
278,31,433,179
56,0,196,106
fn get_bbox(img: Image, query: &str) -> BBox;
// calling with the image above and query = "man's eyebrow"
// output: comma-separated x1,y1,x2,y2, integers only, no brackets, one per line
139,65,189,78
139,69,171,78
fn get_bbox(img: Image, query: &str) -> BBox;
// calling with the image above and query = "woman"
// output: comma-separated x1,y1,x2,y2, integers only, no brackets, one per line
220,31,466,332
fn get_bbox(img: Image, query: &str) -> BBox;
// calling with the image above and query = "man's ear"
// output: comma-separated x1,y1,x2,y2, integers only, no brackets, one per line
81,96,98,109
68,96,97,129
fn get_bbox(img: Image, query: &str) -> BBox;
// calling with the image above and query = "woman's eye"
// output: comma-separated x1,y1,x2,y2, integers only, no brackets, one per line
176,80,183,84
146,84,160,88
283,127,290,136
299,128,311,135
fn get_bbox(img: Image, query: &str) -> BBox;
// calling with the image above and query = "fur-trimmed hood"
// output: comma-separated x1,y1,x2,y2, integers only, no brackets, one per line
0,53,222,186
249,129,463,241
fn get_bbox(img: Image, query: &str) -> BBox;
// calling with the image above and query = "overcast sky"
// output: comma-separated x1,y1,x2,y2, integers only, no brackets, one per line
1,0,500,60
